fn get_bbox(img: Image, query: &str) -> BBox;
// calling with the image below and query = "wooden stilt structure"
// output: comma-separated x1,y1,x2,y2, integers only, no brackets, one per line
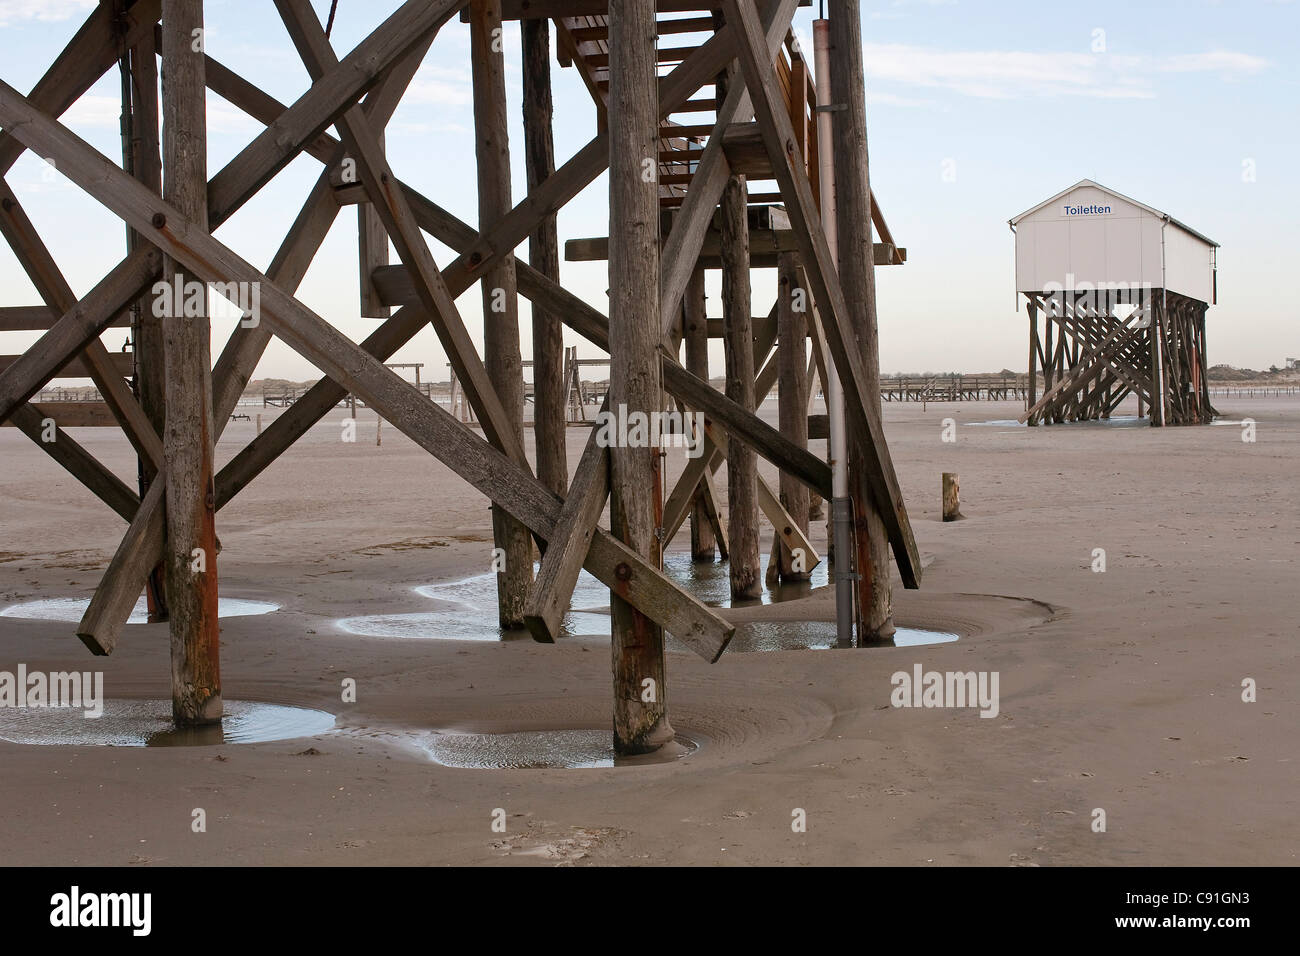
0,0,921,746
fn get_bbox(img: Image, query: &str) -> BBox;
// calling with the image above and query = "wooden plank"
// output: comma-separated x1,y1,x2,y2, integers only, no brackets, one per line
0,350,132,382
1,401,117,428
723,0,919,587
569,230,902,266
0,75,734,662
0,305,120,332
78,481,166,655
522,424,610,643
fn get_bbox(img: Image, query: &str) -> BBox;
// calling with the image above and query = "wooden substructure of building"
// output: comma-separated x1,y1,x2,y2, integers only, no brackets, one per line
1020,287,1216,426
0,0,920,752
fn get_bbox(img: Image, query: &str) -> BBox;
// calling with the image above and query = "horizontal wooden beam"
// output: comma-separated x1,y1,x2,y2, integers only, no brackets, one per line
1,401,117,428
0,351,132,380
566,232,904,266
0,305,128,332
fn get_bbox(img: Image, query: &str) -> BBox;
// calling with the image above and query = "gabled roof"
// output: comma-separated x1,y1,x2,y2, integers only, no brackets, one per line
1009,179,1219,248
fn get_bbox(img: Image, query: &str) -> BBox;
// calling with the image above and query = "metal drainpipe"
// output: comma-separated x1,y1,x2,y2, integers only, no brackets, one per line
813,18,854,649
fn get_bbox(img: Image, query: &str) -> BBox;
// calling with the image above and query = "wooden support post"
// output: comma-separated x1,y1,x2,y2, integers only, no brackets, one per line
522,15,567,498
682,265,715,561
942,472,961,521
470,0,532,627
126,23,169,620
160,0,220,724
1026,296,1038,425
720,171,761,600
723,0,919,587
829,0,892,639
608,0,671,754
774,251,810,582
357,133,390,318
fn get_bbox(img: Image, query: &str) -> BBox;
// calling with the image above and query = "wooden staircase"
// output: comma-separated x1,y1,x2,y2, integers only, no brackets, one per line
552,9,904,265
555,11,816,208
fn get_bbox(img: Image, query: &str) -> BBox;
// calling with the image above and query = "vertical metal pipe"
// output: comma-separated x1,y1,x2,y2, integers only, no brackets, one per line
814,18,854,648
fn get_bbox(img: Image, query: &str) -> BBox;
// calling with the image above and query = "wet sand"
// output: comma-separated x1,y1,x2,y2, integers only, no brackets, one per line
0,396,1296,865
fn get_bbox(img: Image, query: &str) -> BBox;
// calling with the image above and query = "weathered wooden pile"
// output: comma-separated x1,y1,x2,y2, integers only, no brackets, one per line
0,0,919,753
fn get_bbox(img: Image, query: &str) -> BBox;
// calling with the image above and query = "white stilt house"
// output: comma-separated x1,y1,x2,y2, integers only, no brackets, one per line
1010,180,1218,426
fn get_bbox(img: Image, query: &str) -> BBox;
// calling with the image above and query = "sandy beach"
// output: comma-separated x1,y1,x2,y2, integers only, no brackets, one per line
1,395,1295,866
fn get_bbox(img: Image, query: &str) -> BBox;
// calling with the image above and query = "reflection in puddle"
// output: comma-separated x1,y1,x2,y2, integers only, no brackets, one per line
661,550,828,608
337,558,956,650
0,699,335,747
726,620,958,652
965,416,1143,428
0,596,279,624
418,728,697,769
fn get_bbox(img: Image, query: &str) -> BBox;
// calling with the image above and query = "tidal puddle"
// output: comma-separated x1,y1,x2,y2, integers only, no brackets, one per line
728,620,958,652
0,699,335,747
965,416,1143,428
417,728,697,769
334,555,954,650
0,596,279,624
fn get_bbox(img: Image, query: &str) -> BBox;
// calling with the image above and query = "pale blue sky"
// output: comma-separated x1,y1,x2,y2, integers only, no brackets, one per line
1,0,1295,382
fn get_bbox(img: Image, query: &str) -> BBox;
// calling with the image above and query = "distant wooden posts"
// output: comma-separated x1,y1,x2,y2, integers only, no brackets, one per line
607,0,671,755
942,473,961,521
522,15,567,498
161,0,221,724
471,0,532,628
